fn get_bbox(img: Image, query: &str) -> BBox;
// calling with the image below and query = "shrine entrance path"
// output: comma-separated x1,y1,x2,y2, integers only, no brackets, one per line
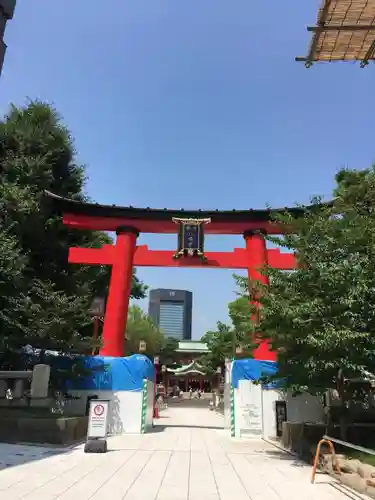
0,406,352,500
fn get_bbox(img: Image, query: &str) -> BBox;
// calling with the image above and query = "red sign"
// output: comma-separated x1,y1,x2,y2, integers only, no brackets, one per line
93,403,105,416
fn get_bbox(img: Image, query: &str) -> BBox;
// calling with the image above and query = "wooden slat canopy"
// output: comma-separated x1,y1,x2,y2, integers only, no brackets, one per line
296,0,375,67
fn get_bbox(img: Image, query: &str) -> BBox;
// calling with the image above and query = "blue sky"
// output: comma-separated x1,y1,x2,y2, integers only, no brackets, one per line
2,0,375,339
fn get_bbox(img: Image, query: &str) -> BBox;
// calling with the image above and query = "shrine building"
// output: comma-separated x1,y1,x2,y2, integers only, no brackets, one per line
161,340,212,392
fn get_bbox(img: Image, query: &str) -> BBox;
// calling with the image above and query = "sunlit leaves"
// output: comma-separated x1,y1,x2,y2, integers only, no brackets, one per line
234,167,375,394
0,101,147,356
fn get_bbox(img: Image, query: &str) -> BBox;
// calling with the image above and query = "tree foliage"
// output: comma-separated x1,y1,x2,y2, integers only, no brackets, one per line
228,296,253,340
124,305,164,356
0,232,28,346
200,299,255,374
124,305,179,364
200,322,235,375
159,336,179,365
0,101,146,355
234,167,375,395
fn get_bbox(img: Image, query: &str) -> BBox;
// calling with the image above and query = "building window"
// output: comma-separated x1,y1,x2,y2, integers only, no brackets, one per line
159,301,184,340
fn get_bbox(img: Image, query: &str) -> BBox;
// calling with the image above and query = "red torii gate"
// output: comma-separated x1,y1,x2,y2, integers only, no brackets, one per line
46,191,307,362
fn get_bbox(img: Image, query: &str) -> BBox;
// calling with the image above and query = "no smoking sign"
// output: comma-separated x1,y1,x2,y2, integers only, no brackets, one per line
93,404,105,416
86,400,109,453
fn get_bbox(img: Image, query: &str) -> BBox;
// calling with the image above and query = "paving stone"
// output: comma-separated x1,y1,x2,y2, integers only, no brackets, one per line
0,406,354,500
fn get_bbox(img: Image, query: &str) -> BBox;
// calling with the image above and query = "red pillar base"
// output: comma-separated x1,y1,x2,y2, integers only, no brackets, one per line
153,406,159,418
253,340,276,362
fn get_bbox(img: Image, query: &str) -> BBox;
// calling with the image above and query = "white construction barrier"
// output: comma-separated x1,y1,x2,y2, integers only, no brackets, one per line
65,354,154,434
230,359,325,439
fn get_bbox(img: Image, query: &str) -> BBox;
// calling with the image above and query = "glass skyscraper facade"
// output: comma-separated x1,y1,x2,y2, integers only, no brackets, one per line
159,302,185,340
148,289,192,341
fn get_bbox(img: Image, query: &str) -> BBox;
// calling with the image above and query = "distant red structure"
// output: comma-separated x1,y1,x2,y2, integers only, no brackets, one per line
46,192,318,362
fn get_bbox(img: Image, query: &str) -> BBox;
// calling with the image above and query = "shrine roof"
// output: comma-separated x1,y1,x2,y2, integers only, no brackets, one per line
45,191,333,235
176,341,209,354
167,360,206,376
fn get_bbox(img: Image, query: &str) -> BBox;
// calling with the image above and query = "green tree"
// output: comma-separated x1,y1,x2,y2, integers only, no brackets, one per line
200,322,235,375
0,231,28,349
200,310,255,375
124,305,164,357
0,101,146,354
124,306,180,365
234,167,375,401
228,295,253,341
159,337,179,365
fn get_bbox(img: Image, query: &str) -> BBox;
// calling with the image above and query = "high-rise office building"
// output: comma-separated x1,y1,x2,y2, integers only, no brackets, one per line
148,289,192,341
0,1,16,76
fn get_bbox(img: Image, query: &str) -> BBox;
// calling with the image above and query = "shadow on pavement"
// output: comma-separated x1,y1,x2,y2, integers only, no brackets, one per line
0,442,74,471
259,452,307,467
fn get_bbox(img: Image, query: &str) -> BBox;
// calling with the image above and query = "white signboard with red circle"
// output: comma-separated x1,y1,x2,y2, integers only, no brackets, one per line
94,404,104,416
87,400,109,438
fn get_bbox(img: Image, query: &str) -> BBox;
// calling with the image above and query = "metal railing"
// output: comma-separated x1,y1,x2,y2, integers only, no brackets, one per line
323,434,375,457
311,433,375,484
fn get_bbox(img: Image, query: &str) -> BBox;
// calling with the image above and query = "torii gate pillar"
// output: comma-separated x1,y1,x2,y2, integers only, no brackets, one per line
244,230,275,361
100,226,138,357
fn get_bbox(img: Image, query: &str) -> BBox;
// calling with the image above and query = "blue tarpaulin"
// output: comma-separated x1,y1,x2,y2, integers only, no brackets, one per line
66,354,154,392
231,359,278,389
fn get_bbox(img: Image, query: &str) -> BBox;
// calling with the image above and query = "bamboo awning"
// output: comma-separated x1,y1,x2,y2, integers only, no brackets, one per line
296,0,375,67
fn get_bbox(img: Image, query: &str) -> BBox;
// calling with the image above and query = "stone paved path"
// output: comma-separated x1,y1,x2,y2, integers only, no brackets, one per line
0,406,359,499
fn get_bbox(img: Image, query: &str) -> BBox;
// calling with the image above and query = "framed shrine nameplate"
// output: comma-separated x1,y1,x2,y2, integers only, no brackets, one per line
172,217,210,260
